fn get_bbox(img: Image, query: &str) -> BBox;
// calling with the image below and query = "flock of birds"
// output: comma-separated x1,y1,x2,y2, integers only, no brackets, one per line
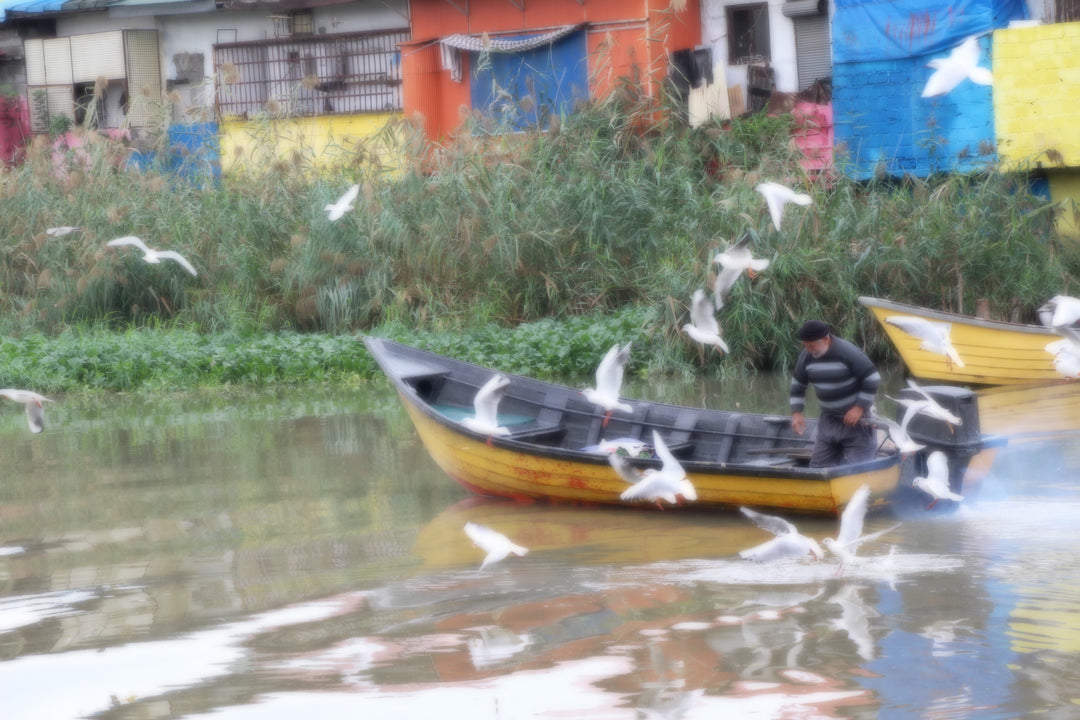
465,481,910,573
0,40,1008,576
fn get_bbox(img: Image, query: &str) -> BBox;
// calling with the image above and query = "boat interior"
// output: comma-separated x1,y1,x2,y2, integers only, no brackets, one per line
395,355,827,469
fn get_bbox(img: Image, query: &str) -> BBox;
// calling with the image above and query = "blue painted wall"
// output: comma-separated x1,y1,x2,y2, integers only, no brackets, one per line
832,39,996,180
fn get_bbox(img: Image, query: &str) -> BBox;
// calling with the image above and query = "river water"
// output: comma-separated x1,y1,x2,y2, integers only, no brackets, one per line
4,372,1080,719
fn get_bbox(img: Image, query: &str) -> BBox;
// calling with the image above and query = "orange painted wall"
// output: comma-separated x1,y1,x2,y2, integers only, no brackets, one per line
402,0,701,140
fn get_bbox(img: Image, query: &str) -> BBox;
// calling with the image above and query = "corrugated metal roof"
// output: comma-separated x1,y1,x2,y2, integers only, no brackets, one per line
0,0,69,21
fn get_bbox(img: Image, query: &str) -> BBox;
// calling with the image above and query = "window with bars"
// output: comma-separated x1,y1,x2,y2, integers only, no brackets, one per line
213,28,408,120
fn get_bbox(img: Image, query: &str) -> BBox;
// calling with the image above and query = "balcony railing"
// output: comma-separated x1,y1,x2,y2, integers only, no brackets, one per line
213,28,408,120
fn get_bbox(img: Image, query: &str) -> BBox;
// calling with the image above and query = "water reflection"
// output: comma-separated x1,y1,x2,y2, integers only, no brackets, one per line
3,378,1080,718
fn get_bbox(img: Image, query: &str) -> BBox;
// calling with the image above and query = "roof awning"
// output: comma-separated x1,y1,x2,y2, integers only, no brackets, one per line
441,23,582,53
439,23,582,82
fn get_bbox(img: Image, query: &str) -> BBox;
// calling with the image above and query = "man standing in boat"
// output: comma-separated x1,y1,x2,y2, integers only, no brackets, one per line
789,320,881,467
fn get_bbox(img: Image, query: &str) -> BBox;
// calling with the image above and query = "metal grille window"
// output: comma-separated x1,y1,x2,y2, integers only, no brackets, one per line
213,28,408,120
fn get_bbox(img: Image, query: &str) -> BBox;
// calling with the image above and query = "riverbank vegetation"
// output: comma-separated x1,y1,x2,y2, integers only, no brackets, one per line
0,88,1074,391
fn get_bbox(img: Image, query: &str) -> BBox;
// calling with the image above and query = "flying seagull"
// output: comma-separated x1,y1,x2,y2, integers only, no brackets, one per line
325,184,360,222
1046,338,1080,380
682,289,730,354
106,236,198,277
922,35,993,98
912,451,964,509
463,521,528,569
460,373,512,442
0,389,52,433
738,507,824,562
821,484,900,574
868,405,926,456
711,231,770,311
755,181,813,232
583,343,633,426
888,379,963,431
609,429,696,508
45,226,81,237
884,315,965,369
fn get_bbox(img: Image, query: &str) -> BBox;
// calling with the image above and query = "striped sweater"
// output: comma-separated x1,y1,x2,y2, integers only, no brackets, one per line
789,336,880,418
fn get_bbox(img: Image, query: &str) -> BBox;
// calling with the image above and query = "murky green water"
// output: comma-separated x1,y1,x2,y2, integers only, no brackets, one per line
4,374,1080,719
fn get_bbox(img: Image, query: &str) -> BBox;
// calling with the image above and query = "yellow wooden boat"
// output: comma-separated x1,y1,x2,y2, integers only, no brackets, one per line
859,296,1061,386
365,337,1001,517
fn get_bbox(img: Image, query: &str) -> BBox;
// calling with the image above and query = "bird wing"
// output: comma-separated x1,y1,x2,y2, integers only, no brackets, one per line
595,343,629,397
24,402,45,433
472,374,510,427
885,315,939,342
106,235,150,252
608,453,643,485
740,506,796,537
651,429,693,500
155,250,198,277
836,484,870,549
46,226,80,237
755,183,786,231
464,522,527,568
926,451,950,484
1050,295,1080,327
333,184,360,209
847,522,901,552
711,265,742,310
690,289,719,335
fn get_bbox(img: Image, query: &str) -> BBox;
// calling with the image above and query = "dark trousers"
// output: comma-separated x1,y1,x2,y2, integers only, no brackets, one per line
810,413,877,468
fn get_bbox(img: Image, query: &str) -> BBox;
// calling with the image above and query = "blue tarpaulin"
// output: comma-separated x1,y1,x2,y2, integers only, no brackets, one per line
833,0,1027,63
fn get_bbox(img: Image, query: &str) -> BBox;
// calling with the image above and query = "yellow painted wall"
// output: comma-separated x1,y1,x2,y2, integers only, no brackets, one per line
1048,171,1080,239
994,23,1080,238
219,112,408,176
994,23,1080,169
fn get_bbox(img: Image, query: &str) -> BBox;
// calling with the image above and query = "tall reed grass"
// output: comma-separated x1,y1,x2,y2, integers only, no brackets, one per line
0,84,1072,376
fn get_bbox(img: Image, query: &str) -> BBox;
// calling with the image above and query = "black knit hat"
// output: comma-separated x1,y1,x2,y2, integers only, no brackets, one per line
797,320,831,341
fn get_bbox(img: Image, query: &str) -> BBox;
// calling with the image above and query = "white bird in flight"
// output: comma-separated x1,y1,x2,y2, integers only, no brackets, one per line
45,226,81,237
1046,338,1080,380
461,373,511,441
821,484,900,573
325,184,360,222
583,342,632,426
106,236,198,277
0,389,52,433
609,429,696,508
885,315,965,369
888,379,962,431
755,181,813,232
682,289,730,354
1038,295,1080,330
912,451,963,508
711,232,770,311
921,35,993,98
738,507,824,562
463,522,528,569
869,405,925,456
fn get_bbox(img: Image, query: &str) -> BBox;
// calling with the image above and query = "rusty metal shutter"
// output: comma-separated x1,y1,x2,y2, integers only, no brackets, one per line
793,12,831,91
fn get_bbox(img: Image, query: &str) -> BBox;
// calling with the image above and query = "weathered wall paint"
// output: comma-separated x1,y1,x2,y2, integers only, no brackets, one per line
219,112,404,175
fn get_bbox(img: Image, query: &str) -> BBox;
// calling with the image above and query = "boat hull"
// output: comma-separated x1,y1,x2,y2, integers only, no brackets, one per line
399,390,898,516
860,296,1060,385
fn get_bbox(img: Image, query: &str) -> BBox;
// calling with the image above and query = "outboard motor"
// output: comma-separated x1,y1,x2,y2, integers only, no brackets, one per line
895,384,1004,510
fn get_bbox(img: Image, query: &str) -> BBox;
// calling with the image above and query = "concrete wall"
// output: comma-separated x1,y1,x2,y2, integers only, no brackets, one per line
994,21,1080,169
701,0,800,96
219,111,401,174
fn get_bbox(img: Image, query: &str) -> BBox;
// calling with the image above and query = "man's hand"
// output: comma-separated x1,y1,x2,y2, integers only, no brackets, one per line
844,405,865,427
791,411,805,435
